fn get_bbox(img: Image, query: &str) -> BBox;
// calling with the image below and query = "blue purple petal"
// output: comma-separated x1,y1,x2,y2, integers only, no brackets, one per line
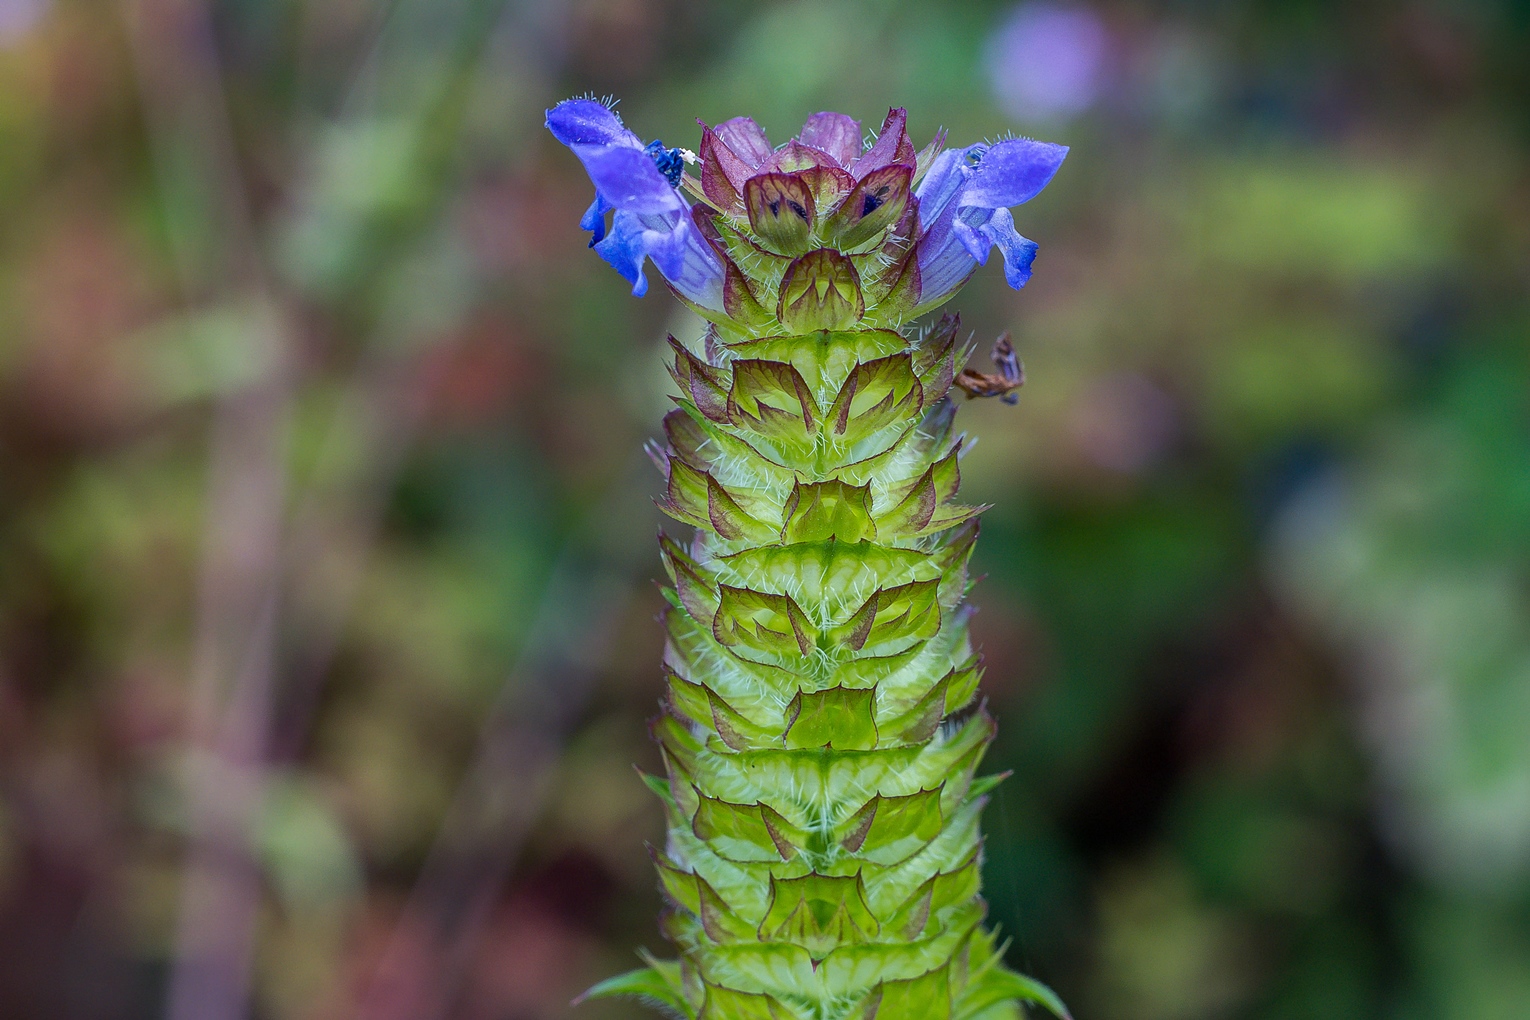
546,98,635,147
546,98,724,308
913,135,1065,307
914,214,978,304
591,209,656,295
591,208,722,306
568,142,685,217
667,224,726,311
961,138,1069,208
911,147,975,227
978,207,1039,288
579,193,613,245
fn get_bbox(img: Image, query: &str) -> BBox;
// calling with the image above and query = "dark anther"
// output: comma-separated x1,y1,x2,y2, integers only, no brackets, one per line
788,201,808,220
644,139,686,187
860,192,884,217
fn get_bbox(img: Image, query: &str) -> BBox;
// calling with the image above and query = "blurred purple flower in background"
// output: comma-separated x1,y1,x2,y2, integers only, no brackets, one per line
985,2,1109,124
0,0,45,45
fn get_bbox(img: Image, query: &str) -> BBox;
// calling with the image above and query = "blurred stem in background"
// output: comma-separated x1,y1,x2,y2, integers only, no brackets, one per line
124,0,519,1016
126,2,295,1015
353,551,633,1020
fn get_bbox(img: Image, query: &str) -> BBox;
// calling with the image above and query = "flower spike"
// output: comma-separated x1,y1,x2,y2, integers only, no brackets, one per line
546,99,1069,1020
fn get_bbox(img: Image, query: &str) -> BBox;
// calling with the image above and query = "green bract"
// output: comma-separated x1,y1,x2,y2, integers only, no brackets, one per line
557,103,1069,1020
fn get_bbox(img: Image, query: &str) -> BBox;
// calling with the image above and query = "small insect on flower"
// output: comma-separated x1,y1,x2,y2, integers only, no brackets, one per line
643,139,688,186
955,333,1027,404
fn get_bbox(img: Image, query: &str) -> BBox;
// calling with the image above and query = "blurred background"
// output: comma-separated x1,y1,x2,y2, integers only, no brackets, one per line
0,0,1527,1018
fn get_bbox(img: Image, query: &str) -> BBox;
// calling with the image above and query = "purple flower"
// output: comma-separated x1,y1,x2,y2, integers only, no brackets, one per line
545,99,723,308
912,137,1068,311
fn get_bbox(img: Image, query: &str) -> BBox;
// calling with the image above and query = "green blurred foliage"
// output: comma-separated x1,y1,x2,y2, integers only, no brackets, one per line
0,0,1525,1018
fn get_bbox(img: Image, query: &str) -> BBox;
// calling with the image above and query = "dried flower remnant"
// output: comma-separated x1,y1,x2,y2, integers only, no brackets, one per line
547,97,1068,1020
954,334,1026,404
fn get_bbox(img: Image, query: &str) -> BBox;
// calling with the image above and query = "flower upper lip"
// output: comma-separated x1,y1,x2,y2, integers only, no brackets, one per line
547,102,685,217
